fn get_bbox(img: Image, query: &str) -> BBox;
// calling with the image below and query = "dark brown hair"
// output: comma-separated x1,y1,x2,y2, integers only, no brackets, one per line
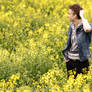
69,3,83,19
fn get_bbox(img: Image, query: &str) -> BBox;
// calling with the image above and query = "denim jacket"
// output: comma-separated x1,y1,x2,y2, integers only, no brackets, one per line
62,23,92,62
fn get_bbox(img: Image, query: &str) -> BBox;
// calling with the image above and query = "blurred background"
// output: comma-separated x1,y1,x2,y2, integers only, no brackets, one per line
0,0,92,92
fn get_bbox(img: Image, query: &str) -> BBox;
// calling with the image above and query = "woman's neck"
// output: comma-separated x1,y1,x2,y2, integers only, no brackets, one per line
73,19,82,28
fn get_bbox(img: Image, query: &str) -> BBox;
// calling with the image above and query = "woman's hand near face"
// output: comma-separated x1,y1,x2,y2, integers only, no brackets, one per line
79,10,85,18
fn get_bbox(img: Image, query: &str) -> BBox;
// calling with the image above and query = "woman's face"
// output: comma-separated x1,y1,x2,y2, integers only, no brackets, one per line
68,9,77,22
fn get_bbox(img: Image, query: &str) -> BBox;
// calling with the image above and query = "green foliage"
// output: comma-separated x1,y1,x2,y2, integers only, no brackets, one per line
0,0,92,92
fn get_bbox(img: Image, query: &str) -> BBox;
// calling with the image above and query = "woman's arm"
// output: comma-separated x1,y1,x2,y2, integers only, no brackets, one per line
80,10,92,32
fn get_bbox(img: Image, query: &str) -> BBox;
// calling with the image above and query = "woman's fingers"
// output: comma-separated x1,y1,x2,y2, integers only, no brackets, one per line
64,58,70,62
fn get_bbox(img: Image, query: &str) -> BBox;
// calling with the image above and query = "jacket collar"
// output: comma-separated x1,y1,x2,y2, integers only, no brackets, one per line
71,22,83,30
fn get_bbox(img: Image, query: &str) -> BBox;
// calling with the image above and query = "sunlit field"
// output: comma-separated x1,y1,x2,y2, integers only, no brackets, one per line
0,0,92,92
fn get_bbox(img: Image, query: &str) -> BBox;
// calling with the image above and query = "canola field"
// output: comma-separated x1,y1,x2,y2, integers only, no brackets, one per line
0,0,92,92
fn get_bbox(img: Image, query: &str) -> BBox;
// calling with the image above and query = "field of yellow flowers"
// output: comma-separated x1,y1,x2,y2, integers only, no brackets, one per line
0,0,92,92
